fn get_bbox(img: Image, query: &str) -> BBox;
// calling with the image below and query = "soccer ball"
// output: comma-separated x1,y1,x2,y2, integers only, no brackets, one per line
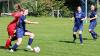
33,46,40,53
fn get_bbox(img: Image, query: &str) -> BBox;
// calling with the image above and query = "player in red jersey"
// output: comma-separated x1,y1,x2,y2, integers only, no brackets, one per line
5,4,23,48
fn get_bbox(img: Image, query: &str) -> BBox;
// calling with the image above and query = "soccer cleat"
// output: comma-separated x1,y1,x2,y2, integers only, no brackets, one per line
9,49,14,52
26,45,33,51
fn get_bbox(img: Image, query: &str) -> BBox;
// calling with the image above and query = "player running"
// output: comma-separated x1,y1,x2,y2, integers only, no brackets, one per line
88,5,99,40
5,4,23,48
10,9,39,52
73,6,85,44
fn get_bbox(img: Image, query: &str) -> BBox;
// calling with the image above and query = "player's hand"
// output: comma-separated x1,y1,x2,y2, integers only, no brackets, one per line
81,19,84,21
32,22,39,24
81,18,85,21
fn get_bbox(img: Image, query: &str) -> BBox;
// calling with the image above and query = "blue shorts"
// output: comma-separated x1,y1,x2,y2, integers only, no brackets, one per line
89,22,97,31
16,28,31,38
73,24,83,32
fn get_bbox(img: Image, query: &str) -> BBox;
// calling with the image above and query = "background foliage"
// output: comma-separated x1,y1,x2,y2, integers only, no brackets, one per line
0,0,97,17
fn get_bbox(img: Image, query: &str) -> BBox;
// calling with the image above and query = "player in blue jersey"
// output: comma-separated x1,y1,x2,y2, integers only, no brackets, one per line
89,5,99,40
73,6,85,44
10,9,39,52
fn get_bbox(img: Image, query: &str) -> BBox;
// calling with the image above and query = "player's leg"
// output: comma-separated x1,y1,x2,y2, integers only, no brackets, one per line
10,38,22,52
89,22,97,40
5,35,17,49
10,29,24,52
24,31,35,51
79,30,83,44
92,22,99,38
73,25,78,42
5,29,14,48
73,32,77,42
5,36,12,48
79,25,83,44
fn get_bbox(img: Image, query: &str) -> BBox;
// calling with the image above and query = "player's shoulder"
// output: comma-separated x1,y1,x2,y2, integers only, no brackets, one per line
20,15,26,20
93,11,97,14
74,11,78,15
80,12,85,15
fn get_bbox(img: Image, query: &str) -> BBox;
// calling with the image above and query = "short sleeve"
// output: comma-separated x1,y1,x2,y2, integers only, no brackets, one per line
93,12,97,16
12,12,22,17
73,12,76,18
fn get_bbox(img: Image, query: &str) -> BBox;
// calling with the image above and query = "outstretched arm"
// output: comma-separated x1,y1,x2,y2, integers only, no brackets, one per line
24,19,39,24
2,13,12,16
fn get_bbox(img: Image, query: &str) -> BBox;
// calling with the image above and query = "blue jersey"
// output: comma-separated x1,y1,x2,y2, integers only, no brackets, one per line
16,15,26,38
74,11,85,25
90,11,96,22
17,15,26,31
89,11,97,30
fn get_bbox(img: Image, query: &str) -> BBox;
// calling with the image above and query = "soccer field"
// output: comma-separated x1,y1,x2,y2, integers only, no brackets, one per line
0,16,100,56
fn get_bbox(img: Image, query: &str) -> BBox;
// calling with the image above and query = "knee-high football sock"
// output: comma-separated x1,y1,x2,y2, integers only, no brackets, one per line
73,34,76,42
28,37,33,45
5,38,11,48
90,31,97,39
12,43,18,50
79,34,83,44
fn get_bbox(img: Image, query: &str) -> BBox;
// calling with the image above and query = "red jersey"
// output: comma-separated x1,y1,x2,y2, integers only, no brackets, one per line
7,11,22,37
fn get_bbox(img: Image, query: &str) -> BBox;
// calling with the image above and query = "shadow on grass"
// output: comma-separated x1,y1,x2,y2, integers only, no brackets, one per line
0,46,30,52
59,38,93,44
59,40,74,43
0,46,5,49
16,49,33,52
79,38,93,40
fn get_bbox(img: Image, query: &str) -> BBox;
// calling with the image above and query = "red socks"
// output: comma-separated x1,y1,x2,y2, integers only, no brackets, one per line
5,38,11,49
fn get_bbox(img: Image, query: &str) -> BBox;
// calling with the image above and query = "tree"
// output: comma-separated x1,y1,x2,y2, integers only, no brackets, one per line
12,0,97,17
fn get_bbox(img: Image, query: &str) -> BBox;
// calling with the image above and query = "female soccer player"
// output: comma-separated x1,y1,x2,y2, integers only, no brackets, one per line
88,5,98,40
5,4,23,48
10,9,39,52
73,6,85,44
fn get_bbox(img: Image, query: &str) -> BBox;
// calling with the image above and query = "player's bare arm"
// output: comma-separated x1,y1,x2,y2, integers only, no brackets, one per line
81,18,85,21
24,19,39,24
90,15,97,20
2,13,12,16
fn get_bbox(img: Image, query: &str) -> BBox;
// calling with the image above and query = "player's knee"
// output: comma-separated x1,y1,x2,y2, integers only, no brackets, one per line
30,33,35,38
79,31,82,34
17,41,22,45
89,29,92,33
16,38,22,45
73,32,77,34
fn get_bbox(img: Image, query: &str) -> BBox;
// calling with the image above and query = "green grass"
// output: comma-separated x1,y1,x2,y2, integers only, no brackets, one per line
0,16,100,56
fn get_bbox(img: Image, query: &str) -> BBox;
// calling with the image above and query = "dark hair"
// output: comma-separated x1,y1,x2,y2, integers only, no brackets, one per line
15,4,24,11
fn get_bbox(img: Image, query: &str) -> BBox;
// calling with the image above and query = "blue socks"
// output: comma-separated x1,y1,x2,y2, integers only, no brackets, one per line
12,44,18,50
79,34,83,44
90,31,97,39
11,38,33,51
28,38,33,45
73,34,83,44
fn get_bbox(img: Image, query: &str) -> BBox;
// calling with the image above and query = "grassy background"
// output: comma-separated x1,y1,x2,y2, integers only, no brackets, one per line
0,16,100,56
